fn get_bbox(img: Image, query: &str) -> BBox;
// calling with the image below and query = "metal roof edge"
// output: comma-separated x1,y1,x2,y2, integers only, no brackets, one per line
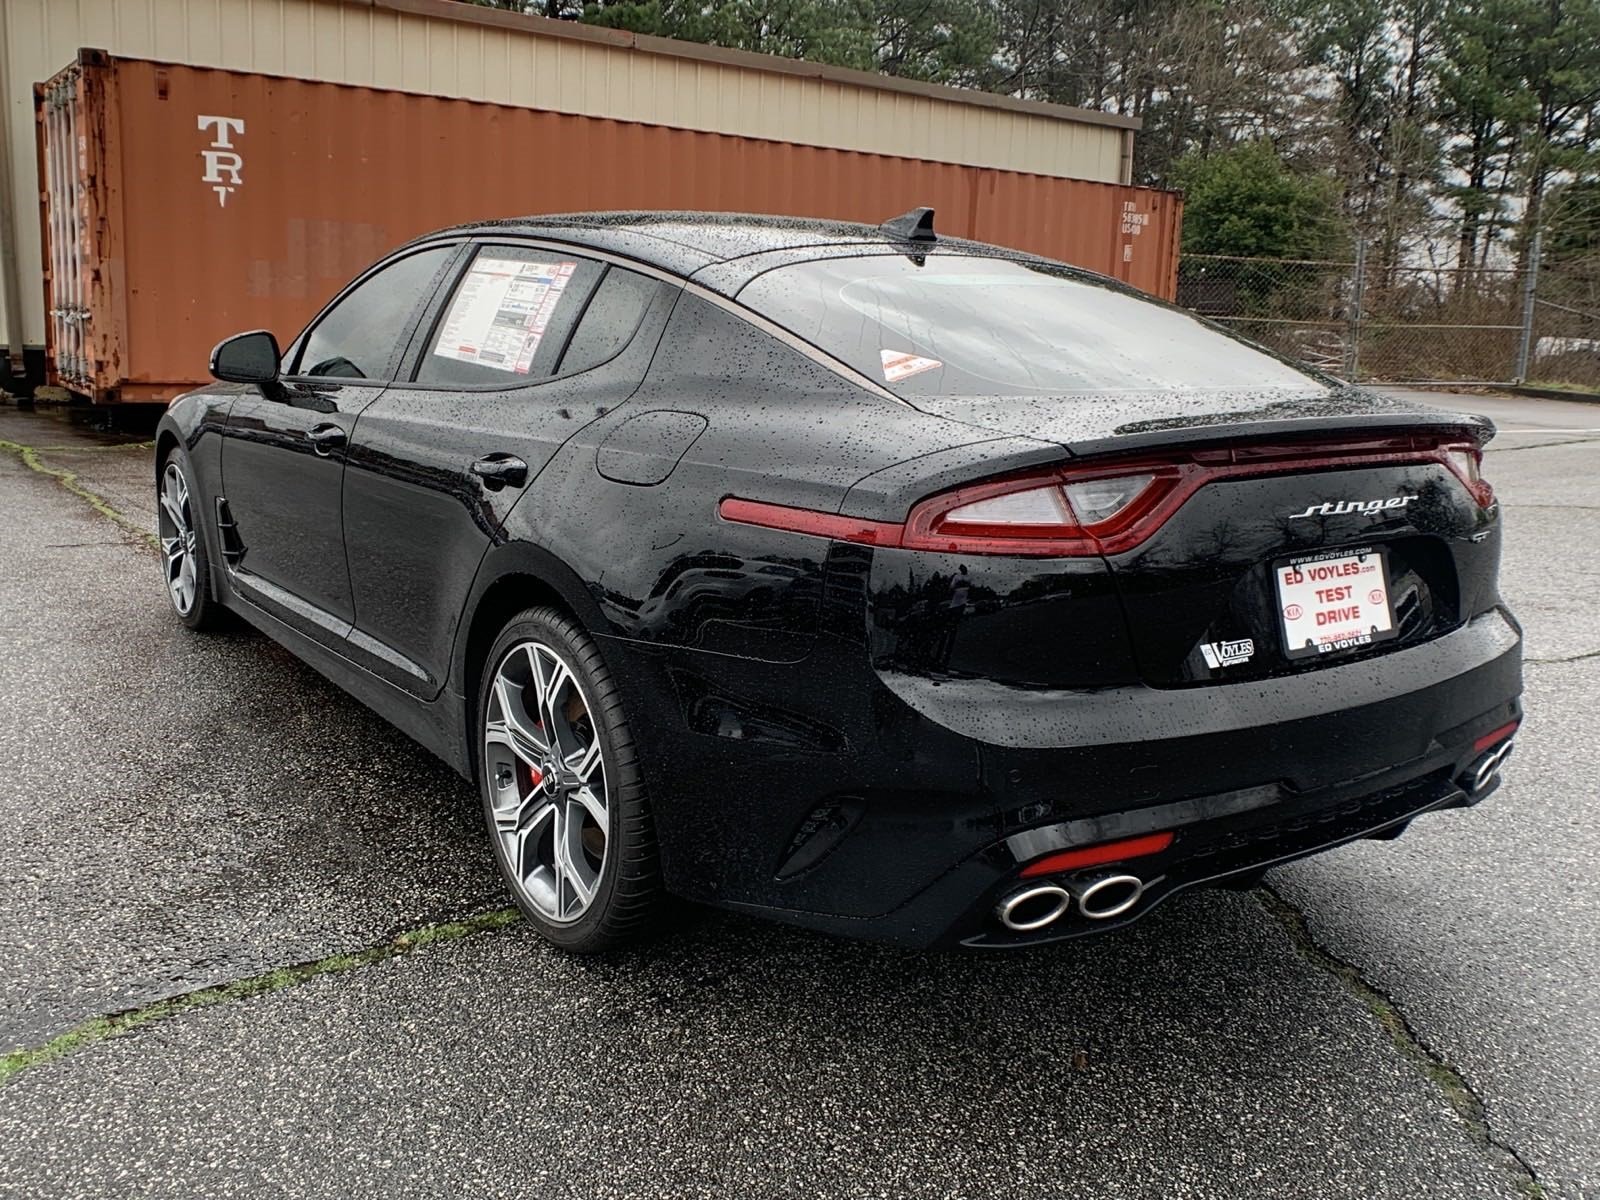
349,0,1143,132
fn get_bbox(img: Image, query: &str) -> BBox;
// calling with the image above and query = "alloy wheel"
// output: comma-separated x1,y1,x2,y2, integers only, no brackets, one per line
157,462,199,615
483,640,609,924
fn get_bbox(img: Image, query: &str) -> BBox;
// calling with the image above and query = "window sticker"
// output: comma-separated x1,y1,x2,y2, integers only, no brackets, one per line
433,257,578,374
881,348,942,383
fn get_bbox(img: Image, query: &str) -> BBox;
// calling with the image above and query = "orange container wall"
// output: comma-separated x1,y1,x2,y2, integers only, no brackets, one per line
39,54,1183,402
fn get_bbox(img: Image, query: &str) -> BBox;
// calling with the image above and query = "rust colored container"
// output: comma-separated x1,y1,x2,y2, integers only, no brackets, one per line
36,50,1183,403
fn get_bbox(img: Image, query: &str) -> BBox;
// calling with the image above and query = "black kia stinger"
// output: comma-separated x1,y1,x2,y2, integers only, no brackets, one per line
155,209,1523,951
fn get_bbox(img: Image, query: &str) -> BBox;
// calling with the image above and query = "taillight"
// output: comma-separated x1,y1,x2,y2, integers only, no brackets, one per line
900,466,1182,557
1064,474,1156,523
1443,443,1495,508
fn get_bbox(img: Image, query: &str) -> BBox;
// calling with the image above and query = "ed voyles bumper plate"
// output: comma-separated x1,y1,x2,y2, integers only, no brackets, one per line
1276,545,1397,661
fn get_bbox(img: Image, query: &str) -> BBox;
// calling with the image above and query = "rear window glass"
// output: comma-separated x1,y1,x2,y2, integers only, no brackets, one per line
736,254,1323,397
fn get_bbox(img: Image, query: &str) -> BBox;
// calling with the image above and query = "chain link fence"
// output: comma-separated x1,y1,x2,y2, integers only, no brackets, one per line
1529,252,1600,391
1177,242,1557,386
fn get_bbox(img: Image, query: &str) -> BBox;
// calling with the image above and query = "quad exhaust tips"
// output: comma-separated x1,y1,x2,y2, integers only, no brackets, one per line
996,872,1147,931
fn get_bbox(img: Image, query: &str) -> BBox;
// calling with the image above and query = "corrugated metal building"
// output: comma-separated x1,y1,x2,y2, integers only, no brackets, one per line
1,0,1153,386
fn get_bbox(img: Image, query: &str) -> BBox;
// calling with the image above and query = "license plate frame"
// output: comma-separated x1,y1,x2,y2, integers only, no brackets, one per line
1275,545,1398,662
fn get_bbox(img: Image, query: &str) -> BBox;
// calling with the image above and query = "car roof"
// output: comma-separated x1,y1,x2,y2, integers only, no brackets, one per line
409,210,1059,295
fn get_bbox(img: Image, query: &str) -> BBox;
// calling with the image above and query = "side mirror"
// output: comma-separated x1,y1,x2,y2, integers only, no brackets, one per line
210,330,281,384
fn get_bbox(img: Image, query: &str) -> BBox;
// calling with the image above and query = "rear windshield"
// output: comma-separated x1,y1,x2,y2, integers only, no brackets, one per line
736,254,1324,397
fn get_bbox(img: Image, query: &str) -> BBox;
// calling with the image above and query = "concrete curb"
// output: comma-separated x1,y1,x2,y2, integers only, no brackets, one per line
1505,384,1600,405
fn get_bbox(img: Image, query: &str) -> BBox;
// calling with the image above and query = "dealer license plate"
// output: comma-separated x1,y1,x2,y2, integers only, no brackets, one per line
1275,547,1398,661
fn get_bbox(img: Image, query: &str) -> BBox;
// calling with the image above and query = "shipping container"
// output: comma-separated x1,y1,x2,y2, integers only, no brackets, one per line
2,0,1144,372
36,50,1183,404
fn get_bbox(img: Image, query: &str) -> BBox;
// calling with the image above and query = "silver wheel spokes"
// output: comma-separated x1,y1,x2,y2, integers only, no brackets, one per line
483,641,609,924
157,462,198,615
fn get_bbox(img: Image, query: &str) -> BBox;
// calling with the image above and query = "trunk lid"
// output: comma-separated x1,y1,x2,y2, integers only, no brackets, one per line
1099,449,1498,687
906,387,1499,688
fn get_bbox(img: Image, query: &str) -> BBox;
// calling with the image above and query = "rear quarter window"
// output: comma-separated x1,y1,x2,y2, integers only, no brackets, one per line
558,267,661,375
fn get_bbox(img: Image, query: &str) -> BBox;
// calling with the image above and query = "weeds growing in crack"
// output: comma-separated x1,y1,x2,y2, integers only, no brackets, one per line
1256,885,1545,1198
0,438,156,548
0,909,522,1085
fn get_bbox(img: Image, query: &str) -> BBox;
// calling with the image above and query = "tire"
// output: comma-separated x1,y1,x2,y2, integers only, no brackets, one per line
476,606,663,951
156,448,226,632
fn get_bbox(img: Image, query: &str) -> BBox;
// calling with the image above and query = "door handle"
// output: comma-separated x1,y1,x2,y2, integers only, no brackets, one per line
470,454,529,491
306,424,347,455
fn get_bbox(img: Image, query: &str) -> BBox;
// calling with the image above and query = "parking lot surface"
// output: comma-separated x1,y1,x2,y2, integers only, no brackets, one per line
1,391,1596,1198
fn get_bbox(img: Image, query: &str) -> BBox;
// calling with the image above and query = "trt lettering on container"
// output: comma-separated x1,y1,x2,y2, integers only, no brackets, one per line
198,115,245,207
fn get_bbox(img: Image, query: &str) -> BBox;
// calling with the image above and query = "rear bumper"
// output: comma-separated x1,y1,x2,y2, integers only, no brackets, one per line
758,752,1506,950
610,606,1522,948
963,744,1510,949
874,604,1521,754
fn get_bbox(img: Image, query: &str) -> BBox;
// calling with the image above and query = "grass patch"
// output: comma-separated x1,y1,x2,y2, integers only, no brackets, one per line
0,908,521,1086
0,437,157,548
1523,379,1600,395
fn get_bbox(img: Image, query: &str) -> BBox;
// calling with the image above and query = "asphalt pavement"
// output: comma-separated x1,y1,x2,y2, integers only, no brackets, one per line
0,391,1596,1199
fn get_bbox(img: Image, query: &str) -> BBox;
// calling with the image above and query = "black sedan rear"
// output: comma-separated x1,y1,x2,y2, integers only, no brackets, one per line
155,210,1522,951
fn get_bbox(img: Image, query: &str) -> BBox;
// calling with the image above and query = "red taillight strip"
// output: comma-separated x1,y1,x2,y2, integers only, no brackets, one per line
1019,831,1176,878
1473,720,1520,753
720,433,1492,558
717,497,904,547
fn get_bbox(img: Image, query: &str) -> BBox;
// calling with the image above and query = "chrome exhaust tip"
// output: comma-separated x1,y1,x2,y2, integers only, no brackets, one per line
996,884,1073,932
1469,739,1514,794
1072,873,1145,921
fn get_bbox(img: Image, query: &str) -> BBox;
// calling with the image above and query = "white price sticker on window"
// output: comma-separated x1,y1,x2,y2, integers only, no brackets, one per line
433,257,577,374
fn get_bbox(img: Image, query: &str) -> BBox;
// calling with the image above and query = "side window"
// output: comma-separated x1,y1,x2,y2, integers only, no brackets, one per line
416,246,602,388
294,245,456,380
557,267,661,376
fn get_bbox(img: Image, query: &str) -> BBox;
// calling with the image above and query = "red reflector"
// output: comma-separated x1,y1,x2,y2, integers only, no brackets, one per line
718,497,903,547
1019,831,1175,878
1473,720,1520,752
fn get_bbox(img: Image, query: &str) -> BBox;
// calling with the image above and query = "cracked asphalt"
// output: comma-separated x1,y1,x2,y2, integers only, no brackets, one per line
1,391,1596,1199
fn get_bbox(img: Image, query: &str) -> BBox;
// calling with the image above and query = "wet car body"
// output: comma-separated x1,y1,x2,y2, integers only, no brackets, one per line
157,212,1523,948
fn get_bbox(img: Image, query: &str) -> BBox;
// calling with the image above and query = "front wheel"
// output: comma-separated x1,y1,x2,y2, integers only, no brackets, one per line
477,607,663,951
157,450,225,631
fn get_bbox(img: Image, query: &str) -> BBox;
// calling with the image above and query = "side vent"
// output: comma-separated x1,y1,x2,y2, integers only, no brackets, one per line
214,496,244,565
